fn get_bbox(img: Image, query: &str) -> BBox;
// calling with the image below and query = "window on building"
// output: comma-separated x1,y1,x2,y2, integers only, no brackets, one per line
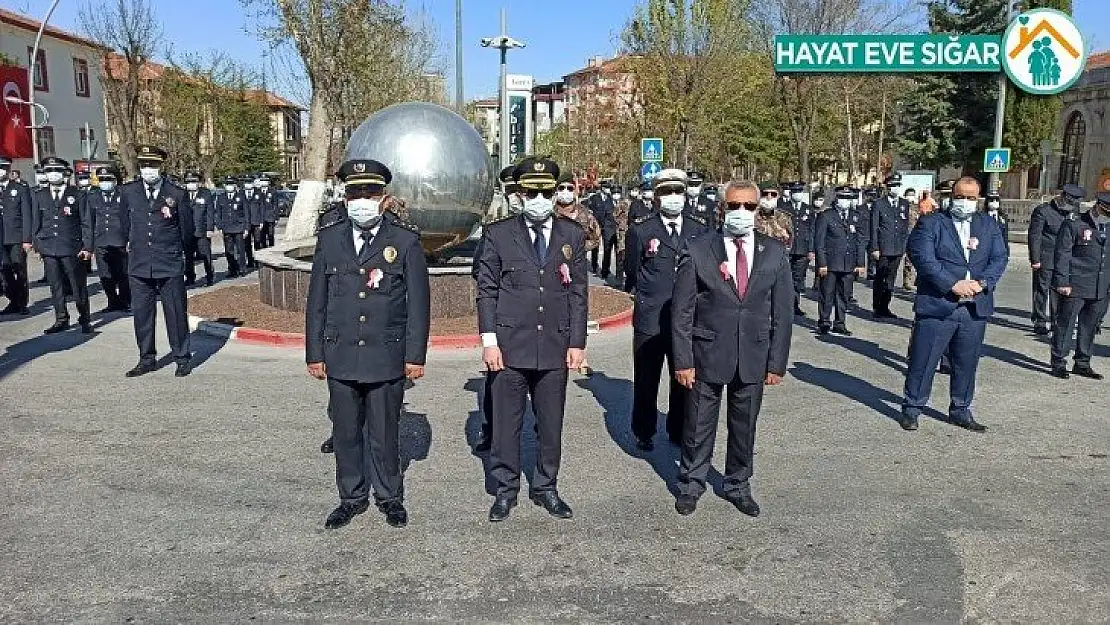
73,58,90,98
1057,111,1085,189
37,126,56,157
27,47,49,92
284,110,300,142
79,127,96,153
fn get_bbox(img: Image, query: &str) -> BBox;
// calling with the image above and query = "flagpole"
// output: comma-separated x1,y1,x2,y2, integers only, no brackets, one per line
28,0,62,164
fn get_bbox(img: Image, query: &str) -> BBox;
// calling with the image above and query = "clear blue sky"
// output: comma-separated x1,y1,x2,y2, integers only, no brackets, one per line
7,0,1109,104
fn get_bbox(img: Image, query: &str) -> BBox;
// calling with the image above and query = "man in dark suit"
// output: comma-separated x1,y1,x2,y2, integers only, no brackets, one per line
183,171,216,287
245,175,266,260
983,191,1009,253
814,186,867,335
624,169,710,451
476,156,588,523
588,181,618,279
0,156,34,316
31,157,94,334
783,181,815,316
1050,191,1110,380
900,177,1008,432
88,166,131,313
258,175,278,248
121,145,194,378
671,179,793,517
306,158,430,530
870,174,911,319
1028,184,1084,335
215,176,249,278
683,170,718,229
628,182,654,224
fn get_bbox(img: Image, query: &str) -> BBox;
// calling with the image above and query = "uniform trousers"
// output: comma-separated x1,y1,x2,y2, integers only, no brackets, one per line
481,372,494,439
247,226,262,266
677,374,765,500
328,376,405,505
490,366,568,498
223,232,247,276
1,244,29,310
184,236,214,283
591,233,617,278
818,271,853,327
130,274,191,365
1031,267,1058,329
903,304,985,421
631,331,687,443
789,254,810,308
43,255,90,323
95,246,131,309
261,221,276,248
1051,296,1109,367
873,255,901,314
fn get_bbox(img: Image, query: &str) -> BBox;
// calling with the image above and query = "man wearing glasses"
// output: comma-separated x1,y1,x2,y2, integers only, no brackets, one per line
900,177,1008,433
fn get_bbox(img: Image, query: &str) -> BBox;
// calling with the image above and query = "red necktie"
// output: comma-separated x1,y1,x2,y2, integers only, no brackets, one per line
734,238,749,298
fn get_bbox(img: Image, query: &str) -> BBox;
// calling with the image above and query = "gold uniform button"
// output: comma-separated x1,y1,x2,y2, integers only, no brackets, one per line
539,269,544,276
537,324,543,331
359,268,366,275
538,306,544,313
358,340,365,346
359,315,366,322
359,292,366,299
539,287,545,293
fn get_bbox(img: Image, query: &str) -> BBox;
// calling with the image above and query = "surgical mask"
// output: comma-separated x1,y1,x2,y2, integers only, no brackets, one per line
686,185,701,197
186,182,199,192
78,179,90,188
791,192,805,203
706,191,717,201
659,194,684,216
140,167,161,185
347,198,382,227
643,190,654,200
950,199,977,220
0,168,7,179
759,197,777,212
506,193,523,215
35,174,47,185
554,190,575,206
888,187,900,197
836,199,852,211
523,195,555,222
987,200,1000,211
99,181,116,192
630,190,640,199
905,194,917,203
814,199,825,209
723,209,756,237
45,171,65,185
612,193,622,200
259,181,270,189
225,185,236,194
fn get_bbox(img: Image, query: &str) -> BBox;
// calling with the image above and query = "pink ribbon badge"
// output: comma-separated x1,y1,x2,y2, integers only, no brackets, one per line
161,206,172,219
647,238,660,255
367,268,384,289
719,261,732,282
967,237,979,251
62,206,71,216
1083,229,1093,241
559,263,571,286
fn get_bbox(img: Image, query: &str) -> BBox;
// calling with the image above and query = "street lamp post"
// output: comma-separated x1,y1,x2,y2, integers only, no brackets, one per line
990,2,1022,194
28,0,63,164
480,9,525,172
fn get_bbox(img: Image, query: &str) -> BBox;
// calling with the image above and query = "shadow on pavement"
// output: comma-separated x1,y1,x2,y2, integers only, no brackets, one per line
399,411,431,473
789,361,946,426
0,315,111,382
462,374,539,496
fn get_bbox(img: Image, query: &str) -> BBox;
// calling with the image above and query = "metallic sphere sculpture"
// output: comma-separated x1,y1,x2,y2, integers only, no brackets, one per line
344,102,495,254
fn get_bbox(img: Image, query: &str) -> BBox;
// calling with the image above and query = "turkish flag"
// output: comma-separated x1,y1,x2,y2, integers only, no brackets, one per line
0,65,33,159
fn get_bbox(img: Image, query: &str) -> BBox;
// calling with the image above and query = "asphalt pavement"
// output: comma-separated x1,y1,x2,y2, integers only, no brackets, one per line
0,244,1107,623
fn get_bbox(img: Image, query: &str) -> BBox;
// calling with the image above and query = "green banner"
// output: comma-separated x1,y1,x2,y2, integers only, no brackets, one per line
775,35,1003,73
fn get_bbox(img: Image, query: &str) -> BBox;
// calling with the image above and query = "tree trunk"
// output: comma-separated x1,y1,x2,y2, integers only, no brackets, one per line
284,93,332,242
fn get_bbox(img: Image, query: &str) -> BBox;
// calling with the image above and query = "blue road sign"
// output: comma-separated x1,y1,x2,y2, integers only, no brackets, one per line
641,138,664,163
983,148,1011,173
641,162,662,180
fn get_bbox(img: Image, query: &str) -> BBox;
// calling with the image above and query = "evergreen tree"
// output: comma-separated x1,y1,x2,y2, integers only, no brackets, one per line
235,99,283,175
893,75,960,171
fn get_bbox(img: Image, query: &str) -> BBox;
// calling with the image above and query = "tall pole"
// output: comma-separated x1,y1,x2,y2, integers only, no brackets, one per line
990,3,1019,194
498,9,510,171
28,0,62,165
455,0,464,112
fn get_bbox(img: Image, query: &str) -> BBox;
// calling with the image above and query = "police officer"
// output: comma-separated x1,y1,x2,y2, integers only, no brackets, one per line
31,157,93,334
306,158,430,530
1049,191,1110,380
258,175,278,248
683,171,718,228
869,174,911,319
983,191,1009,253
244,174,265,260
121,145,193,378
784,182,815,316
0,155,34,315
215,175,249,278
88,166,131,312
814,186,866,335
588,180,618,279
476,156,588,523
625,169,709,450
1029,184,1085,335
183,171,215,287
628,181,653,223
76,171,92,193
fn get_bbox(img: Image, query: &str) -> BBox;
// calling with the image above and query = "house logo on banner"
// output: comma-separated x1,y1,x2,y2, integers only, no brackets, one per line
1001,8,1086,95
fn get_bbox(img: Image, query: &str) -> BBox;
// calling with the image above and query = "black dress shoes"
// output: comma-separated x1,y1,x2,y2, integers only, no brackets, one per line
831,324,852,336
43,321,69,334
1051,365,1070,379
1072,365,1104,380
898,415,919,431
793,307,806,317
817,325,830,335
951,417,987,433
675,496,697,516
126,361,156,378
206,277,214,287
874,310,898,320
530,491,573,519
320,436,334,454
80,322,94,334
488,496,516,522
474,433,492,453
1033,326,1050,336
378,501,408,527
174,362,192,377
325,500,369,529
635,436,654,452
726,492,761,517
938,362,953,375
1,305,29,316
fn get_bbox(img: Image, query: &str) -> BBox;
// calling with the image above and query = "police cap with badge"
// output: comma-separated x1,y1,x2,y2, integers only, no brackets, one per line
40,155,69,171
1062,183,1086,202
499,165,519,192
136,145,168,165
686,170,705,187
653,168,687,193
96,166,120,181
834,185,856,199
884,174,903,188
337,159,392,192
516,156,559,192
184,170,202,183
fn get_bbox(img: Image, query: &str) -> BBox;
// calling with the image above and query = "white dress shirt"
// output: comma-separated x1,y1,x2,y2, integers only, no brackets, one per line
723,234,755,281
482,217,554,348
953,218,972,280
352,222,381,254
661,214,684,238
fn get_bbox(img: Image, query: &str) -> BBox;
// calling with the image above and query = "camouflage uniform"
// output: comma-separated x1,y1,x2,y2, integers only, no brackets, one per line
755,209,793,245
901,200,936,290
557,203,602,252
613,199,631,283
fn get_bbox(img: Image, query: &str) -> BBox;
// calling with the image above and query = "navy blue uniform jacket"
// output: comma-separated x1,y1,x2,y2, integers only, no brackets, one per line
120,179,192,278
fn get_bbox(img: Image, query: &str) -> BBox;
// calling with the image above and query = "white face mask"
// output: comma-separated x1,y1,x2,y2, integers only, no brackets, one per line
659,194,685,216
554,190,575,206
0,169,7,179
686,185,701,198
723,209,756,237
987,201,999,211
791,192,805,203
506,193,523,215
612,193,622,200
347,198,382,227
35,174,47,185
905,194,917,203
814,199,825,209
186,182,199,192
630,190,641,199
99,181,116,192
888,187,900,197
259,181,270,189
836,198,852,211
140,167,161,185
45,171,65,185
950,198,977,220
78,179,90,188
523,195,555,222
225,185,236,194
759,197,778,212
643,190,654,200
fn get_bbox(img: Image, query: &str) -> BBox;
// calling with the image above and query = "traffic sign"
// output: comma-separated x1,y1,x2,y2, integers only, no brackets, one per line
641,138,663,163
640,162,662,180
984,148,1011,173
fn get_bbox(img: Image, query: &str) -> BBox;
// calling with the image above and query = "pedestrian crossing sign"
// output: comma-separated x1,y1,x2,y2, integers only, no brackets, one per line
984,148,1011,173
641,138,663,163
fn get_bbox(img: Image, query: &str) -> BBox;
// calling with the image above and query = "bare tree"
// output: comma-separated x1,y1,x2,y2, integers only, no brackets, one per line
79,0,161,176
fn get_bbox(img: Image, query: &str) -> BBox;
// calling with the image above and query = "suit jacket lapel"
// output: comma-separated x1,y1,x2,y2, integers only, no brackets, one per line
944,217,969,266
359,220,389,265
514,215,541,266
546,220,566,268
712,235,742,303
339,223,358,263
750,234,770,276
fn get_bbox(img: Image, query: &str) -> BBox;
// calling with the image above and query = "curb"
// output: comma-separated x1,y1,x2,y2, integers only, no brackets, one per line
188,303,634,351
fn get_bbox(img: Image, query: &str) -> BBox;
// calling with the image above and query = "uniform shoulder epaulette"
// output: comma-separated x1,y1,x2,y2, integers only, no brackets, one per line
486,214,517,227
557,213,584,228
686,214,707,226
392,218,420,234
317,215,346,231
633,215,652,225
